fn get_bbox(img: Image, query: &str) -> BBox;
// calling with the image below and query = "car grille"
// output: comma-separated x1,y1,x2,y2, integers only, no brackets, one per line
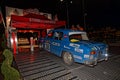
98,51,102,58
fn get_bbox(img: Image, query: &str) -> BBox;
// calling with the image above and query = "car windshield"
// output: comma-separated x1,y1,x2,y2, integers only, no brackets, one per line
69,33,89,42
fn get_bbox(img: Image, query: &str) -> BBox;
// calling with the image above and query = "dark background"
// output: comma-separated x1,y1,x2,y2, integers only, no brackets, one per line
1,0,120,28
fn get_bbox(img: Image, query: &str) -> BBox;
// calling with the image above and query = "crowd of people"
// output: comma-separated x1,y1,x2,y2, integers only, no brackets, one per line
70,24,84,31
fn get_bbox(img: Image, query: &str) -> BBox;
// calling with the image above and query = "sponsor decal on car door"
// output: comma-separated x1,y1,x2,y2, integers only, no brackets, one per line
45,40,50,51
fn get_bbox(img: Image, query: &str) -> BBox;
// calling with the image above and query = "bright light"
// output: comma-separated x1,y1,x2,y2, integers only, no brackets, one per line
105,54,108,57
15,37,17,42
60,0,63,2
70,1,72,3
11,38,13,44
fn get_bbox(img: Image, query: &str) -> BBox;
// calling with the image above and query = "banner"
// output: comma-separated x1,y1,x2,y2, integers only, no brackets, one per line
6,6,52,28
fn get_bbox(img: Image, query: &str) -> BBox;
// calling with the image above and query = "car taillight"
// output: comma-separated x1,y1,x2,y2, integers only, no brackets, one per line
90,51,96,55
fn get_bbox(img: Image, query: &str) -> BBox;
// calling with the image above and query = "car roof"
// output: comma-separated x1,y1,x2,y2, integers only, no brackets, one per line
53,29,85,33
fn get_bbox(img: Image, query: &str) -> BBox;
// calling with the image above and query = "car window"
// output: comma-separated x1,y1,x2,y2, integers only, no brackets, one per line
54,32,63,40
70,34,82,42
81,34,89,40
48,31,54,38
69,33,88,42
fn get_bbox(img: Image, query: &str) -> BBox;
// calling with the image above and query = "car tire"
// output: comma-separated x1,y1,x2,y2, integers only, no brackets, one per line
62,52,74,65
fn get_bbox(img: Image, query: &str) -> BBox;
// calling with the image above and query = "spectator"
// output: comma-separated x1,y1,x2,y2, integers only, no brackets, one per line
71,25,77,30
77,24,84,31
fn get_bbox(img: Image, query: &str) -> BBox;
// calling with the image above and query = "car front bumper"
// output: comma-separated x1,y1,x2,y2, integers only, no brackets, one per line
84,57,108,67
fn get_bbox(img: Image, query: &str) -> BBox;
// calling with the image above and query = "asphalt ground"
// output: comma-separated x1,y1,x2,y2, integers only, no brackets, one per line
14,46,120,80
0,46,120,80
109,46,120,55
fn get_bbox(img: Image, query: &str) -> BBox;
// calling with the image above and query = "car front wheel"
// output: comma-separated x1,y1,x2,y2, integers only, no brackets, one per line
62,52,74,65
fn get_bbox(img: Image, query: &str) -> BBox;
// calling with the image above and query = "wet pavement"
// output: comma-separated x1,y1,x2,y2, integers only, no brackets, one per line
13,47,120,80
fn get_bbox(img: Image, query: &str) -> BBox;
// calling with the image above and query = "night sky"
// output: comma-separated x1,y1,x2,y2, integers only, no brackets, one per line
1,0,120,28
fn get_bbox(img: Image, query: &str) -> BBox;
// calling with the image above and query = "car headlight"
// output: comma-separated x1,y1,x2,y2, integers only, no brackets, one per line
105,53,108,57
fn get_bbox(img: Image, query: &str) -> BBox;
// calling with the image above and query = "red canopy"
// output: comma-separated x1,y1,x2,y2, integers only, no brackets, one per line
11,14,66,29
23,13,49,20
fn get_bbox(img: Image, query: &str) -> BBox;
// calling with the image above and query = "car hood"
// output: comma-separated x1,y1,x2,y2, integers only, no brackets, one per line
77,40,108,49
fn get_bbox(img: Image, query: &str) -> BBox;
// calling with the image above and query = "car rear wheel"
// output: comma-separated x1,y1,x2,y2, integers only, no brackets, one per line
62,52,74,65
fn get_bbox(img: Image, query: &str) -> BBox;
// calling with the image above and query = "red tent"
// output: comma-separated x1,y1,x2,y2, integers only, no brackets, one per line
11,13,66,29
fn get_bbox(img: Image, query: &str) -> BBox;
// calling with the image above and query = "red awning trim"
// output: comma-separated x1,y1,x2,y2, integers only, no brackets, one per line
11,15,66,29
11,21,65,29
23,13,49,20
30,18,56,24
18,30,40,33
11,15,56,24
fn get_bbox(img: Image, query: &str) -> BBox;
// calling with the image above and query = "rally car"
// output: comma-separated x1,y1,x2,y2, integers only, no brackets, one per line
43,29,108,66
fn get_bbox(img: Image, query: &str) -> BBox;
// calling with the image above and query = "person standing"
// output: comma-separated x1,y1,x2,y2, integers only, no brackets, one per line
76,24,84,31
71,25,77,30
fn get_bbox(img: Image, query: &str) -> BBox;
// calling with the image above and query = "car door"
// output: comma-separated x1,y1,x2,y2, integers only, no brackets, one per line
51,31,63,56
44,31,54,52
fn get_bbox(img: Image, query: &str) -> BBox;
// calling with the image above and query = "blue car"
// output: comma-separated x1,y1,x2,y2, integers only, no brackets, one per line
43,29,108,66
